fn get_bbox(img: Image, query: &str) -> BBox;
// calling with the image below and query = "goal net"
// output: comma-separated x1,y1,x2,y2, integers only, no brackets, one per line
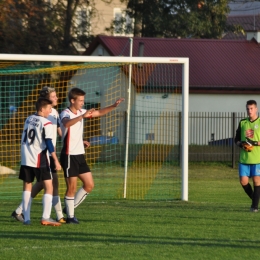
0,54,189,201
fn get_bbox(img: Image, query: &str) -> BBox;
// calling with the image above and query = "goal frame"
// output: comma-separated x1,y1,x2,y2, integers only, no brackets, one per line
0,54,189,201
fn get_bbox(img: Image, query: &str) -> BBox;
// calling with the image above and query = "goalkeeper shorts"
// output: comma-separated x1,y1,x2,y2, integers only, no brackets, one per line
239,163,260,177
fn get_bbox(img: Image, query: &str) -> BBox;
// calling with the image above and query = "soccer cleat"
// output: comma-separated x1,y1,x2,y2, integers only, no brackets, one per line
23,220,31,225
41,218,61,226
66,217,79,224
250,207,258,213
56,217,66,224
11,211,24,222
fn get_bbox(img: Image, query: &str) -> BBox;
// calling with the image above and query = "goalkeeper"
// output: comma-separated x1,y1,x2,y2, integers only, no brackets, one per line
235,99,260,212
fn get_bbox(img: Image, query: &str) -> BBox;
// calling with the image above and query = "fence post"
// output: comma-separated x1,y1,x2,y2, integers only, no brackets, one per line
232,112,236,168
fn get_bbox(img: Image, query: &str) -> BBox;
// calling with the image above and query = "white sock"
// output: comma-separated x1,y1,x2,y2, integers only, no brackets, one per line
65,196,74,218
15,202,23,215
42,194,53,219
52,196,63,220
74,188,88,209
22,191,32,222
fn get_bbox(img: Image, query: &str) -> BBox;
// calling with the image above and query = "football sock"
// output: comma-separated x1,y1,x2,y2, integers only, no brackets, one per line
15,202,23,215
52,196,63,220
242,183,253,199
65,196,75,218
42,194,53,219
252,186,260,209
22,191,32,222
74,187,89,209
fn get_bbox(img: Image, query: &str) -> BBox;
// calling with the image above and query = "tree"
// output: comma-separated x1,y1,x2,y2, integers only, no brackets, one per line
0,0,96,54
106,0,242,39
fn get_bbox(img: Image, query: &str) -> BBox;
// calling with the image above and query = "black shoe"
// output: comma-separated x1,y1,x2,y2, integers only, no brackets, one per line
11,211,24,222
66,217,79,224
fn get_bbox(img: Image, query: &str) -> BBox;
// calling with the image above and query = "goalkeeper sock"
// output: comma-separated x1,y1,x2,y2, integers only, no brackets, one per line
252,186,260,209
74,187,89,209
242,183,253,199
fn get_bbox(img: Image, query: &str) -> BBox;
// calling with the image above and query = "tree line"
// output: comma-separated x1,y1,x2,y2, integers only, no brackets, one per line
0,0,242,55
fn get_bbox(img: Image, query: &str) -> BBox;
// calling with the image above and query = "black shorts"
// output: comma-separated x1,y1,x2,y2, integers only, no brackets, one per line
19,165,53,183
60,153,91,178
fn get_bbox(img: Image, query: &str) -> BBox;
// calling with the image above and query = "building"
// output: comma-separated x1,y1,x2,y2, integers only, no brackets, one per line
225,1,260,40
65,34,260,145
81,34,260,113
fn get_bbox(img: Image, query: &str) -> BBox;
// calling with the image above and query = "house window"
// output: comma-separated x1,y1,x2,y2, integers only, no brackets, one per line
76,7,91,36
74,6,91,52
113,8,133,36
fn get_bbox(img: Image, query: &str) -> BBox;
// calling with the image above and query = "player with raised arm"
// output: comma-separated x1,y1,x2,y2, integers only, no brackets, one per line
12,87,66,223
60,87,124,224
235,100,260,212
18,97,62,226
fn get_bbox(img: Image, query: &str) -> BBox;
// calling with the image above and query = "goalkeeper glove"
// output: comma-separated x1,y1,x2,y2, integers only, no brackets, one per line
238,141,253,152
246,137,259,146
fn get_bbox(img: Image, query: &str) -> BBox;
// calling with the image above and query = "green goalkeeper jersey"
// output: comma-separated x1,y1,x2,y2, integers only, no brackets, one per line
236,117,260,164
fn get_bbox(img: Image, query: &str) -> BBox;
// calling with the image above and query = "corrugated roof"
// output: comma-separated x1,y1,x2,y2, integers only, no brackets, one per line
227,14,260,31
84,35,260,90
224,14,260,40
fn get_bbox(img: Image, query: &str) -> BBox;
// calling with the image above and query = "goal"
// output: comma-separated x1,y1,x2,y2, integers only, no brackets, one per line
0,54,189,201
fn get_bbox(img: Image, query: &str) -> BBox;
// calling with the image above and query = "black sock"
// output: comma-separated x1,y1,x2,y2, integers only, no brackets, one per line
252,186,260,209
242,183,253,199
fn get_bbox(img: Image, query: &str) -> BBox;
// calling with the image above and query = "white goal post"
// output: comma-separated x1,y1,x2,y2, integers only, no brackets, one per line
0,54,189,201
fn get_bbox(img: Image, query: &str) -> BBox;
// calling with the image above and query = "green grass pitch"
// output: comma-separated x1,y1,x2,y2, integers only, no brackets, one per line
0,162,259,260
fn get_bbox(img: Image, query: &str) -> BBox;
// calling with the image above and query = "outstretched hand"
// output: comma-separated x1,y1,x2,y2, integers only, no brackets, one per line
113,98,125,107
83,108,95,118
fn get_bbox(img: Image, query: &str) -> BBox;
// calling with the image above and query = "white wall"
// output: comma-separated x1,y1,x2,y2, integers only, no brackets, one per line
90,44,111,56
189,94,258,113
135,93,181,112
135,93,258,113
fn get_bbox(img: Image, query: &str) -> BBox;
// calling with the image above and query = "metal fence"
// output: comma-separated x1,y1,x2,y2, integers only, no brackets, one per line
188,112,247,166
0,111,248,168
87,111,248,167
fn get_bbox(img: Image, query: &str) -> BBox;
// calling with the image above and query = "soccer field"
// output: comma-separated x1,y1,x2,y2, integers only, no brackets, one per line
0,162,259,260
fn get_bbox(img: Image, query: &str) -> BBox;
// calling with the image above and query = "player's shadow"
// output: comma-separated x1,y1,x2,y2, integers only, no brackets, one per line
1,230,259,249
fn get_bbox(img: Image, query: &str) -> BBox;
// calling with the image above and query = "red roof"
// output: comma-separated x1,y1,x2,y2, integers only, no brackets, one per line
84,35,260,92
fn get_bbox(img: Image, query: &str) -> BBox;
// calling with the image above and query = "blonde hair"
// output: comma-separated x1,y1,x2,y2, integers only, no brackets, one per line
39,86,56,99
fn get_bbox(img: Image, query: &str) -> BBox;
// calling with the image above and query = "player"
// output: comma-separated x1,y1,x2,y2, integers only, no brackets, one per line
60,87,124,224
235,100,260,212
19,97,62,225
12,87,66,223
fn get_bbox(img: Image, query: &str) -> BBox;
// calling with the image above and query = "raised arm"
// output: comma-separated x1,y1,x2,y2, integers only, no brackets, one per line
62,109,95,127
88,98,125,118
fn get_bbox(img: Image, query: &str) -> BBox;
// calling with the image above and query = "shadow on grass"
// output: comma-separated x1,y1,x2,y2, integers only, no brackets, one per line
0,229,259,249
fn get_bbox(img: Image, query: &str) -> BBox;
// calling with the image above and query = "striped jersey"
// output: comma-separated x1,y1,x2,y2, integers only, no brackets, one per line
21,114,53,168
60,107,86,155
235,117,260,164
